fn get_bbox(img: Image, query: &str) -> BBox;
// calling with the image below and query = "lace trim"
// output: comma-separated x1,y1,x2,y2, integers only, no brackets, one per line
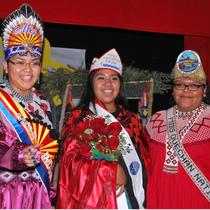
5,82,33,103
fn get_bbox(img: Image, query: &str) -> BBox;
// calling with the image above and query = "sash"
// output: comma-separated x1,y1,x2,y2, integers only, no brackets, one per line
167,107,210,202
89,103,145,208
0,89,53,194
164,105,203,173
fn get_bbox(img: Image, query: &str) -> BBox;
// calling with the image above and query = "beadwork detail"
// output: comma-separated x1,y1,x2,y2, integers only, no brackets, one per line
175,103,206,119
163,103,206,173
6,82,33,103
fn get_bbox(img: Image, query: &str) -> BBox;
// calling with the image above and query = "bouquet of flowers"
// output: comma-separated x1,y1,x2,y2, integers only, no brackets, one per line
72,114,128,161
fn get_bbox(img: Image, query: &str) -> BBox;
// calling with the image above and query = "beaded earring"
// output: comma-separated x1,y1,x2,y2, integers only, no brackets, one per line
36,74,42,89
3,73,8,82
37,77,40,86
203,93,209,104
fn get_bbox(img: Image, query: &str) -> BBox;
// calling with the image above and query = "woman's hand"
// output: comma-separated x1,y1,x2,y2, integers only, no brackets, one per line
23,145,40,167
116,163,127,197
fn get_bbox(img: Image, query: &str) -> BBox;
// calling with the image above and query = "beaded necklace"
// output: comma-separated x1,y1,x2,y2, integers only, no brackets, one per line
175,103,206,119
6,82,33,103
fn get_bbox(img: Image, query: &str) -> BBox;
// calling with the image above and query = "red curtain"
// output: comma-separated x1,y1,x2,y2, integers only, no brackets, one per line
185,36,210,83
1,0,210,37
1,0,210,80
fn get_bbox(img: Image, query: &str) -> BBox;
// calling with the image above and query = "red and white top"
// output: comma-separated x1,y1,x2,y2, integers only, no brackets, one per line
144,103,210,208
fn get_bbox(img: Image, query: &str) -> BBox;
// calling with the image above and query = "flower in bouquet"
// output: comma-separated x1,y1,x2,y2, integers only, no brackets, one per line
74,115,128,161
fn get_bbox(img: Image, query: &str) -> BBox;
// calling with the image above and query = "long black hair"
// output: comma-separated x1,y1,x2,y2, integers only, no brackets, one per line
77,70,128,111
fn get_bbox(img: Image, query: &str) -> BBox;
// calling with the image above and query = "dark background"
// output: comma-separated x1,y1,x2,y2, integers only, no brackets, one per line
44,23,184,113
44,23,183,71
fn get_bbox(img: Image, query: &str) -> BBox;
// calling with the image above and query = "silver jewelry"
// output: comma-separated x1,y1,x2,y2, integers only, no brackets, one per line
6,82,33,103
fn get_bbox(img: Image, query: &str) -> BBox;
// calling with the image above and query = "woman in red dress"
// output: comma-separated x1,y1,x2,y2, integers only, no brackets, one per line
56,49,147,208
144,50,210,208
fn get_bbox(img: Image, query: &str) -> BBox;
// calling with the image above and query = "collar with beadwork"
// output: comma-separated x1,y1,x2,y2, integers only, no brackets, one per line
4,82,33,103
175,103,207,119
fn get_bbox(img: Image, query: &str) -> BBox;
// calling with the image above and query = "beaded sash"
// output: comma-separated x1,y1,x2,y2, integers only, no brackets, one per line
166,107,210,202
163,104,205,173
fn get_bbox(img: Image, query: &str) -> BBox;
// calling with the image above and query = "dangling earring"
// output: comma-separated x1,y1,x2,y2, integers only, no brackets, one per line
36,74,42,89
203,93,208,104
37,76,40,86
3,72,8,82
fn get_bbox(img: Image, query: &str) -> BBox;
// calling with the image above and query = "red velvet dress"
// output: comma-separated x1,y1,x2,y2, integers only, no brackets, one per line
144,104,210,208
56,106,146,208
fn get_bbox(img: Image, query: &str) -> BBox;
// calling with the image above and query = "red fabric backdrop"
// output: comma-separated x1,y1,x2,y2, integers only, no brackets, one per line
1,0,210,81
184,36,210,82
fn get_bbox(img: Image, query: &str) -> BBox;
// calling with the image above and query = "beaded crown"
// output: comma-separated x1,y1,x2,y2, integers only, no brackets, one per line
2,4,44,60
172,50,207,84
